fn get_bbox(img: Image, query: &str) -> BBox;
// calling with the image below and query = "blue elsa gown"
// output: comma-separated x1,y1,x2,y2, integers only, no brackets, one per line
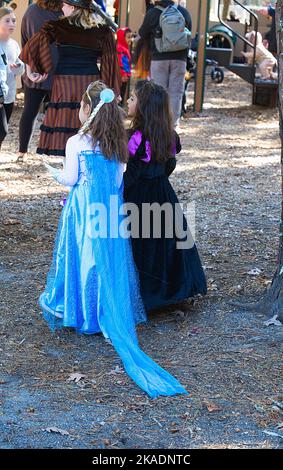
39,147,188,398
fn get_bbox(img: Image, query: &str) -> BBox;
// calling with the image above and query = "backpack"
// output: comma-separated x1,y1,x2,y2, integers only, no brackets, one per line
154,5,191,53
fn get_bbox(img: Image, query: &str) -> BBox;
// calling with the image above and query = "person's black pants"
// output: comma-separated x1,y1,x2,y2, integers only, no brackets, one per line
0,102,14,148
120,80,129,106
19,86,50,153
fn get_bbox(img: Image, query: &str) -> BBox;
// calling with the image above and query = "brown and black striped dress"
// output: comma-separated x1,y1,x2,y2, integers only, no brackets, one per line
20,18,121,156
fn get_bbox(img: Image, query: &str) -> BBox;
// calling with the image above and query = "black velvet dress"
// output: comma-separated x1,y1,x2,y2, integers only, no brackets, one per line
123,131,207,311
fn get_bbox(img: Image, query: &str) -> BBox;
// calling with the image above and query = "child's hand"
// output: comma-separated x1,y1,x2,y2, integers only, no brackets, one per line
10,63,21,71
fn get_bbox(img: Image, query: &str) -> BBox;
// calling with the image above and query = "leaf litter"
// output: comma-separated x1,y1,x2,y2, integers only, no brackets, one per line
1,74,283,449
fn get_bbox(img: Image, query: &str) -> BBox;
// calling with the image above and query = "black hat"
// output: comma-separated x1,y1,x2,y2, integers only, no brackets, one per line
63,0,95,10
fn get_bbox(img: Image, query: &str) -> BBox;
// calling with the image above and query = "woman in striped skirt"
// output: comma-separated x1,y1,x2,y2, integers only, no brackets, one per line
20,0,120,157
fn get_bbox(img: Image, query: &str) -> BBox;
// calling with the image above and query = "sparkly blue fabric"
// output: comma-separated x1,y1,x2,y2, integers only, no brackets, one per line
39,149,188,398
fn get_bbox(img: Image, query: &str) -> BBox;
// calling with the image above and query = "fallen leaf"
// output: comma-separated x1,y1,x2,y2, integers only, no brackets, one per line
174,310,186,319
190,327,202,335
272,401,283,410
264,315,283,327
107,366,124,375
247,268,262,276
3,218,21,225
67,372,86,383
204,401,221,412
263,430,283,439
44,427,70,436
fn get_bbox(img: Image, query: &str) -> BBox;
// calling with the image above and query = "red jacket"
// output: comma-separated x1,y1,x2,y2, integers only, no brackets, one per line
116,28,131,79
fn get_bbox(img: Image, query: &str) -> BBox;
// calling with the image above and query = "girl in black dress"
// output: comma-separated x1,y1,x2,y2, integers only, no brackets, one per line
124,79,207,311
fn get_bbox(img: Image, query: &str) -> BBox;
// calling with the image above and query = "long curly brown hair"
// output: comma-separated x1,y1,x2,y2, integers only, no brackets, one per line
130,80,174,163
81,81,128,163
36,1,62,11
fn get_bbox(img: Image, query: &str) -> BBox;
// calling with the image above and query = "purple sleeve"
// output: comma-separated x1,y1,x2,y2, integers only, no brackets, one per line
128,130,142,156
128,131,151,163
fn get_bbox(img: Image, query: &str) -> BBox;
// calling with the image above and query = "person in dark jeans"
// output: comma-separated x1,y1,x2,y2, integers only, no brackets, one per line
259,5,276,55
139,0,192,127
145,0,154,11
17,0,61,162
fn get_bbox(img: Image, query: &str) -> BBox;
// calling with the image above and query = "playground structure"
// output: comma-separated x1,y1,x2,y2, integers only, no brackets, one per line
206,1,278,107
118,1,278,109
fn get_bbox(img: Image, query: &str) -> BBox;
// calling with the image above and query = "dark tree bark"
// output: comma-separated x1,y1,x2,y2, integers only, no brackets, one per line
231,1,283,322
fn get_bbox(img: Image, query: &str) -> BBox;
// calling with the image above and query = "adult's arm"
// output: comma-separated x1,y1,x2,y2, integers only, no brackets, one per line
20,21,56,74
139,8,158,40
179,6,192,31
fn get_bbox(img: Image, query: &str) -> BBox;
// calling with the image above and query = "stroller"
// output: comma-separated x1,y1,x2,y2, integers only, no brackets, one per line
182,38,224,115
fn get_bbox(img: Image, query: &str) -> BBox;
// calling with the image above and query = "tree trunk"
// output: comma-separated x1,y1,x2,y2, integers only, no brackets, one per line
261,1,283,321
231,1,283,322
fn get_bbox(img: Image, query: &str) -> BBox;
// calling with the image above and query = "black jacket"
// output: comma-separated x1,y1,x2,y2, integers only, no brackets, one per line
266,6,276,54
139,0,192,61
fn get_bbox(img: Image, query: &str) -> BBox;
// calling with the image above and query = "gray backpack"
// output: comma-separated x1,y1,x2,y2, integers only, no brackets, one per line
154,5,191,53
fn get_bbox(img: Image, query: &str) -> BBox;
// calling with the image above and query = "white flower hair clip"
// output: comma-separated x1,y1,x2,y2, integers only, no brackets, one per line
80,88,115,134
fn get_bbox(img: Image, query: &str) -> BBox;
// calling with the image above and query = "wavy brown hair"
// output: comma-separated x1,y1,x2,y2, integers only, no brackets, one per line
36,1,62,11
130,80,174,163
81,81,128,163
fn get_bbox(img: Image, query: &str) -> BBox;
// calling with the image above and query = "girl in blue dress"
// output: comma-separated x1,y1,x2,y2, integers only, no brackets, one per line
40,80,188,399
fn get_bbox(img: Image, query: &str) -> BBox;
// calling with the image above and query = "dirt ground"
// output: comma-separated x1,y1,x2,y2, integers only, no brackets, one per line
0,73,283,449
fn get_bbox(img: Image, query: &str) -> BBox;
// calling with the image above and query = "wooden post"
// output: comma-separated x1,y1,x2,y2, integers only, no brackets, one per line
186,0,200,36
194,0,210,113
119,0,145,32
119,0,129,28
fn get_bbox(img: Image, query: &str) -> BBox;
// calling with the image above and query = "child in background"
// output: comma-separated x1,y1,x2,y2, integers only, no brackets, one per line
0,7,24,149
0,42,7,188
116,27,132,105
40,80,188,399
243,31,277,80
124,80,207,311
